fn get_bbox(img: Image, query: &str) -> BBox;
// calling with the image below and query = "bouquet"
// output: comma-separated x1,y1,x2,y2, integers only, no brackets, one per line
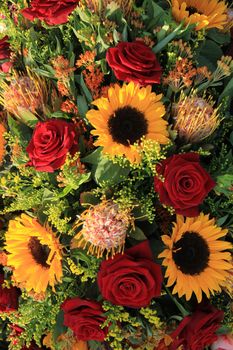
0,0,232,349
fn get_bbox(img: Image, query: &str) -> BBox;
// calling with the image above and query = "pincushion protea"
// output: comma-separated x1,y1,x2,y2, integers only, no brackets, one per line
72,200,132,258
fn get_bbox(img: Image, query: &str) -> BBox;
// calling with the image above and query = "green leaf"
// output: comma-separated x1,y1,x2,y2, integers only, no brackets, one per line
93,156,130,186
153,22,184,53
53,310,67,341
197,40,223,72
16,108,38,127
79,73,92,103
7,116,33,141
77,94,89,119
207,29,231,45
81,147,102,165
80,191,100,207
217,214,229,226
219,77,233,102
129,226,147,241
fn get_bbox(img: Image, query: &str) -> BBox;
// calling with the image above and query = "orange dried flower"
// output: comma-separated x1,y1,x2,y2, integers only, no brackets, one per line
83,65,104,99
76,51,96,68
52,56,75,80
61,100,78,114
163,58,197,90
57,81,70,96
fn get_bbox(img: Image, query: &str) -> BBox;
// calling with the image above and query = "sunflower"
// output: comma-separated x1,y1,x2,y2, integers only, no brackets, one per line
86,82,169,163
171,0,227,31
5,214,63,293
159,213,232,303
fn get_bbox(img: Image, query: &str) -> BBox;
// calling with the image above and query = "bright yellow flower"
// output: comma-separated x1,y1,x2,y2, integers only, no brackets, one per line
86,82,169,163
171,0,227,31
5,214,63,293
159,213,232,303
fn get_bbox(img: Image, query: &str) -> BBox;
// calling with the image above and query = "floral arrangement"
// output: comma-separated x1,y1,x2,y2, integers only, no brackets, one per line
0,0,232,350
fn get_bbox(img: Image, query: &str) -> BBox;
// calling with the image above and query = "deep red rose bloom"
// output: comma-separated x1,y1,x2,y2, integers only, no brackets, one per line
61,298,108,341
106,41,162,86
154,153,215,217
0,36,12,72
21,0,79,26
26,119,79,172
97,240,162,308
156,305,224,350
0,273,19,312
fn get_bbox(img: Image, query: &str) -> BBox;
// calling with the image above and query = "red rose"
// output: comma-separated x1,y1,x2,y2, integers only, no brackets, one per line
21,0,78,26
154,153,215,217
26,119,79,172
106,41,162,86
97,240,162,308
61,298,108,341
0,273,19,312
0,36,12,72
156,305,224,350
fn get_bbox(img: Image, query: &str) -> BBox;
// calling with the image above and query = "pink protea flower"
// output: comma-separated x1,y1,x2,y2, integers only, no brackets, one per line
211,334,233,350
72,200,132,258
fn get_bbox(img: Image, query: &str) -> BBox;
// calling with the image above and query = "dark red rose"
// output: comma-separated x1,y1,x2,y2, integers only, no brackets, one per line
97,240,162,308
0,36,12,72
154,153,215,217
0,273,19,312
156,305,224,350
106,41,162,86
61,298,108,341
26,119,79,172
21,0,78,26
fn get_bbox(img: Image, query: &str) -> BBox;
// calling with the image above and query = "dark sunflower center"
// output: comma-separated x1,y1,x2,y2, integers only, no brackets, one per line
108,106,148,146
28,237,50,268
172,231,210,275
187,6,201,15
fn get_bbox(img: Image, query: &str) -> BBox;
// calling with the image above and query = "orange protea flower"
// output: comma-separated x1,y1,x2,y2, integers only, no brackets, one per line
0,123,6,165
173,94,220,143
0,71,47,121
72,200,132,258
159,213,232,303
171,0,228,31
5,214,63,293
86,82,169,163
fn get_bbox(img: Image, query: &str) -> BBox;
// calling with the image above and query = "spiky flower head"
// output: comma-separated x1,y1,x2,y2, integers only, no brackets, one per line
72,200,132,258
0,71,48,122
173,94,220,143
